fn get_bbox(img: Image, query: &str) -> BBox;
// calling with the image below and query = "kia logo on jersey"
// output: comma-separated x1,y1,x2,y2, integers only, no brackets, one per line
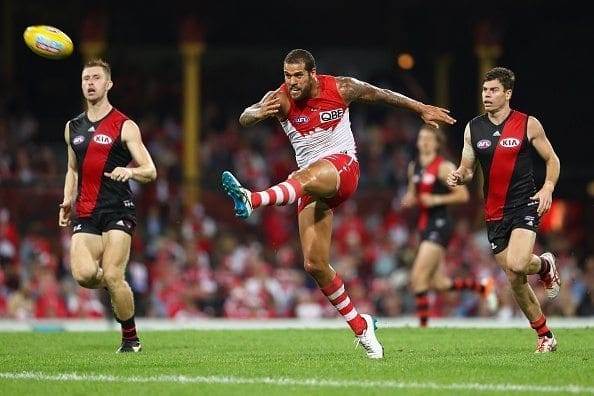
500,137,520,148
93,134,113,145
320,108,343,122
293,116,309,124
476,139,491,149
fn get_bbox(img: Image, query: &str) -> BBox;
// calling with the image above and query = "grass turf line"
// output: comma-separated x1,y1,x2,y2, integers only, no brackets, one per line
0,328,592,396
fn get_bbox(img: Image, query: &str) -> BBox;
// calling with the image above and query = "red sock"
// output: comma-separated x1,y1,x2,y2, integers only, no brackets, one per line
415,291,429,327
530,314,552,338
450,277,483,293
251,178,303,208
320,274,366,335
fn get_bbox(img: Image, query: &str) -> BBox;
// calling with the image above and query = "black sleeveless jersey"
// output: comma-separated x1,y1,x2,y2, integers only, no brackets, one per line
412,155,450,230
68,108,134,218
469,110,536,221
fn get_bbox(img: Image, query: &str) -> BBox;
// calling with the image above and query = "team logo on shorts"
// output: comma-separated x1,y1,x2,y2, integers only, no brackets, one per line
477,139,491,149
524,215,535,227
428,231,439,242
116,219,133,229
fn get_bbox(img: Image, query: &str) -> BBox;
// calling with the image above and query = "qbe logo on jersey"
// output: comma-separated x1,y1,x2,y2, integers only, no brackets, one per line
320,108,343,123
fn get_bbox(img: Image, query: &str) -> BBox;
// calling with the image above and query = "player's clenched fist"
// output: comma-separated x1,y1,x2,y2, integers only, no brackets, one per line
447,170,464,187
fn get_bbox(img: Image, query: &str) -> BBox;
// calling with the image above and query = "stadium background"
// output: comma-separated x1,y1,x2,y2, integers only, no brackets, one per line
1,0,593,321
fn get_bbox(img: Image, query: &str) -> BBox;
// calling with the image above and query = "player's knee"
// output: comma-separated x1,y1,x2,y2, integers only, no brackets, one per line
507,255,530,274
102,271,127,290
303,259,326,278
72,266,99,288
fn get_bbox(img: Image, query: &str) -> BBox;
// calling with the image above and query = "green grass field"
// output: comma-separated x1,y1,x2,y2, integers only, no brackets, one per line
1,327,593,395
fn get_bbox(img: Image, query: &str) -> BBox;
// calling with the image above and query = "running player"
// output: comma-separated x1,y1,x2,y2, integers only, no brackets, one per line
59,59,157,353
447,67,561,353
402,124,497,327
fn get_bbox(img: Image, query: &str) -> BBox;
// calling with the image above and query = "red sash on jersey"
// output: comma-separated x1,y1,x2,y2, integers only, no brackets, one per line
485,110,528,221
417,156,443,229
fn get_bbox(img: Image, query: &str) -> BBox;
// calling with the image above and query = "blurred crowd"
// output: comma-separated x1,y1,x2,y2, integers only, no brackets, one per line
1,68,592,323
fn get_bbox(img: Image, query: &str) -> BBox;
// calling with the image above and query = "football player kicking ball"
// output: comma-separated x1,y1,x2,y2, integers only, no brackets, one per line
222,49,456,358
447,67,561,353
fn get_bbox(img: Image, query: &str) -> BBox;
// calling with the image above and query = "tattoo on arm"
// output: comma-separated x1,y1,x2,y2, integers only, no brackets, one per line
337,76,419,111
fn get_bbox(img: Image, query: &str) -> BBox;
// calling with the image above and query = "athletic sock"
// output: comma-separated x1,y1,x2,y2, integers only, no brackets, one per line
530,314,552,338
117,315,139,342
538,256,551,276
251,178,303,209
320,274,367,335
450,277,483,293
415,291,429,327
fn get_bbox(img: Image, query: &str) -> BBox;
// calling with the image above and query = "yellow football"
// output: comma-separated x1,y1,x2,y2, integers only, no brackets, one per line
23,25,73,59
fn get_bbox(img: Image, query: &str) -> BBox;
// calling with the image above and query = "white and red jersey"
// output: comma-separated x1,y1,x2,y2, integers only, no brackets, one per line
279,75,357,168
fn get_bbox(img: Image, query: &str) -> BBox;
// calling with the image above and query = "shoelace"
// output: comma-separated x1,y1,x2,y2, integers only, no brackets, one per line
536,337,553,352
540,270,560,288
354,333,373,352
241,189,253,210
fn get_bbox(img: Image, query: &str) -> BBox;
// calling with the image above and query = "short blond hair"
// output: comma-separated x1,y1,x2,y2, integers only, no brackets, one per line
84,58,111,80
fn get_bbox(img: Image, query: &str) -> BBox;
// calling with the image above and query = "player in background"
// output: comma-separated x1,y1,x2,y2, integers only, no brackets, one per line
402,124,497,327
447,67,561,353
222,49,456,358
59,59,157,353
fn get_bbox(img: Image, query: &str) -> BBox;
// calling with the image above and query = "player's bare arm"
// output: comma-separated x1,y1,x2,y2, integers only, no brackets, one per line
239,89,287,127
104,120,157,183
401,162,417,208
447,124,476,186
432,161,470,206
335,76,456,128
527,116,560,216
59,122,78,227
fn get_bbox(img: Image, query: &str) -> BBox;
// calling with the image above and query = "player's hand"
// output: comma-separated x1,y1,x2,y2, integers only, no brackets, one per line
447,170,464,187
420,104,456,128
104,167,133,182
530,186,553,217
258,89,282,118
58,200,72,227
401,192,416,208
418,193,435,207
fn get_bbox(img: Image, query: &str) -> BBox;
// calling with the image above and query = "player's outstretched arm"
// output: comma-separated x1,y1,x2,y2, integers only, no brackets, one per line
335,76,456,128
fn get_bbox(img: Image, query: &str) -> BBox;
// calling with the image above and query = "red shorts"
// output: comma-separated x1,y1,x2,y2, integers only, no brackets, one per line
297,154,360,213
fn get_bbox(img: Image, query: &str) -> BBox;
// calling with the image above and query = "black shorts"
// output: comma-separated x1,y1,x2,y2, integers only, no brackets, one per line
486,202,540,254
73,211,137,236
420,216,453,248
